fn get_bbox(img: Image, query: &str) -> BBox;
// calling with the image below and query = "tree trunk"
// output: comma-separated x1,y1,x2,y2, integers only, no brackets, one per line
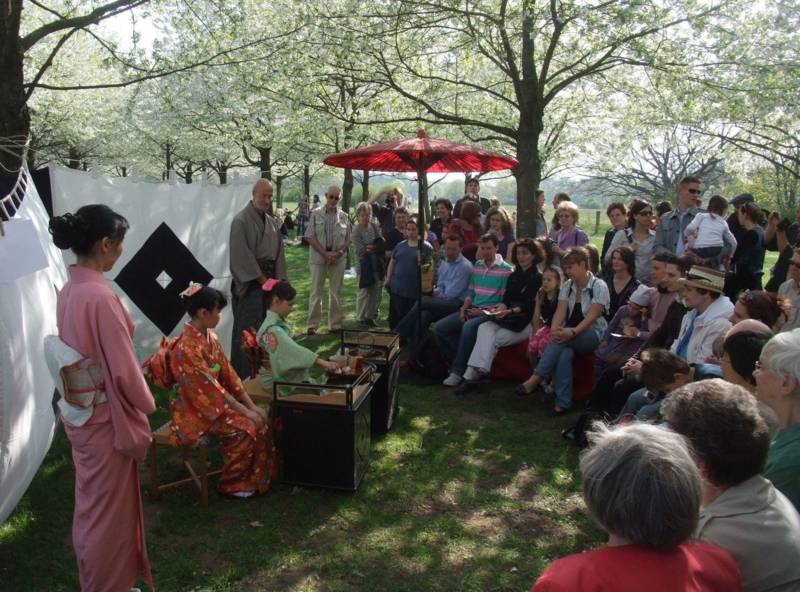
66,146,81,170
162,142,173,180
342,168,354,213
515,128,543,238
303,164,311,196
418,173,429,228
275,175,284,208
361,170,370,201
217,163,228,185
515,10,544,239
258,146,271,179
0,1,29,174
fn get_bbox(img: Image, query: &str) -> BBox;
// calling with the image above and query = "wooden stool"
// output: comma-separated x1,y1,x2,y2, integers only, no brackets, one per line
148,422,222,506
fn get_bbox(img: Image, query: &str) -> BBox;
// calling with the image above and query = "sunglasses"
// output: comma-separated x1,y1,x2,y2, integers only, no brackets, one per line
687,188,702,195
739,289,755,302
327,195,340,200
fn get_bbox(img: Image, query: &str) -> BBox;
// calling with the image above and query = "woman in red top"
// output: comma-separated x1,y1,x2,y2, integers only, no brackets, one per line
447,199,482,261
532,423,741,592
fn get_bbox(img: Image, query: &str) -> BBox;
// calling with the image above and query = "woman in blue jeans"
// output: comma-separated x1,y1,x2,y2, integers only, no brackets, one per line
515,247,610,413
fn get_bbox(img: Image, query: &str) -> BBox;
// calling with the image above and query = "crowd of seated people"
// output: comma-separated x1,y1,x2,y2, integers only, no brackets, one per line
332,177,800,588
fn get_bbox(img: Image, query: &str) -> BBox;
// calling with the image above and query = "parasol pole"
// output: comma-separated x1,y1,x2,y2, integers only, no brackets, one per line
416,160,426,340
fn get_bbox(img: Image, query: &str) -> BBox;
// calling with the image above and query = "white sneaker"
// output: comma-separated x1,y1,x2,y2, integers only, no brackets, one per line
443,372,463,387
463,367,479,381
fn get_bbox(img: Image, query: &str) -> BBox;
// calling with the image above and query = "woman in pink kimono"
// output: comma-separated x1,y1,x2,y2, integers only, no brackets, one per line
49,205,156,592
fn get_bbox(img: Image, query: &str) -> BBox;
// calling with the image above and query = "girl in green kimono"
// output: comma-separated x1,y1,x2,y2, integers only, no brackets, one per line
256,279,339,394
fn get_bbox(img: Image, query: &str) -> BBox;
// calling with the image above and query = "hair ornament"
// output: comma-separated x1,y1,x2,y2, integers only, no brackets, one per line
261,278,280,292
179,282,203,299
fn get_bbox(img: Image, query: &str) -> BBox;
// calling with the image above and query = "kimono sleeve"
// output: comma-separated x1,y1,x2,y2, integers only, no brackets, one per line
171,336,234,424
96,297,156,415
263,326,318,376
230,215,262,284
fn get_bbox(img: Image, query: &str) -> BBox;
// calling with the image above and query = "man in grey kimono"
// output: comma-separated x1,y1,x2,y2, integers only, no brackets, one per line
229,178,288,378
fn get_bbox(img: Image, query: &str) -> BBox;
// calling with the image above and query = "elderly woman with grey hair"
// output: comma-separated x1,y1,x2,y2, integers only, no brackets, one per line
755,328,800,510
662,379,800,592
532,423,741,591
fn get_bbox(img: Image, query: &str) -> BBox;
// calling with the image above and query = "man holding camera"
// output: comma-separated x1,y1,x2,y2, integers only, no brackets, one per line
371,187,404,235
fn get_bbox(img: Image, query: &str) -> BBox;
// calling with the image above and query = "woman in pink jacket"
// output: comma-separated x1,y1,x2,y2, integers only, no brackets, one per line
50,205,156,592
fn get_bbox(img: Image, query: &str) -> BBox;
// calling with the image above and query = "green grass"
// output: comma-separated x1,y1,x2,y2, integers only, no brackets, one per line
0,224,775,591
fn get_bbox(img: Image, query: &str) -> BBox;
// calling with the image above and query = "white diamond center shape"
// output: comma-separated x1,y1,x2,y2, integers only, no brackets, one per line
156,270,172,289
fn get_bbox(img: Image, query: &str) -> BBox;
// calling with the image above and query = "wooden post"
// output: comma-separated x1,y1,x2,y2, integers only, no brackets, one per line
594,210,601,235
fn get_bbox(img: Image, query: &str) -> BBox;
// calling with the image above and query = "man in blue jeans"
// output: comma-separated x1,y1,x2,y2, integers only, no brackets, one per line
434,234,513,387
395,234,473,346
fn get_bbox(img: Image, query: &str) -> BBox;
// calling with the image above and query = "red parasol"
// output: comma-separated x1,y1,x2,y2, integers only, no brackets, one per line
323,129,518,175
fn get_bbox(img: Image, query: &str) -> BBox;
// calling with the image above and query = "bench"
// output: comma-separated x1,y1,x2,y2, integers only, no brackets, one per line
490,341,595,402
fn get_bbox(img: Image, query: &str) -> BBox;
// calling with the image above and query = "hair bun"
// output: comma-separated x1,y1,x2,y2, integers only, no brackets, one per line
49,212,92,250
49,213,75,250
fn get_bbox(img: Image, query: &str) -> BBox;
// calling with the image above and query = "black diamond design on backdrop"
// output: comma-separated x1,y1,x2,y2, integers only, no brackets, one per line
116,222,213,334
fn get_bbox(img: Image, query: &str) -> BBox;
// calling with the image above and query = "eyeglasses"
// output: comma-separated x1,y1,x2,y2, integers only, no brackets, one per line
789,261,800,269
687,188,702,195
637,210,653,217
557,213,573,219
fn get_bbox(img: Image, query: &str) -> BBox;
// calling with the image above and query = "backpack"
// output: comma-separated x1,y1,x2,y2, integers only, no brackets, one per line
408,332,449,380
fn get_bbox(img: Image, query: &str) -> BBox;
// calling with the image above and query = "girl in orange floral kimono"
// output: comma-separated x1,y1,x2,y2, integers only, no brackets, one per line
153,284,275,497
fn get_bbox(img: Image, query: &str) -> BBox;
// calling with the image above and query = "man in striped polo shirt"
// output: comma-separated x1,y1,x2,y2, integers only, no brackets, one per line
433,233,513,387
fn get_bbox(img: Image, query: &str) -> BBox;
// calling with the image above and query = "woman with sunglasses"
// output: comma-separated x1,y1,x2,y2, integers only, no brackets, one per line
604,199,656,285
730,289,788,331
725,202,766,300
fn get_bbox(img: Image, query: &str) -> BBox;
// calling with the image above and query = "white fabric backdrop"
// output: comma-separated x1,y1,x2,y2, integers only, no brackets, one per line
49,166,264,360
0,173,67,524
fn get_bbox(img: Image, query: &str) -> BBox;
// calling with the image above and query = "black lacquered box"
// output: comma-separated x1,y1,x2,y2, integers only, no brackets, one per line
273,367,374,491
340,330,401,434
